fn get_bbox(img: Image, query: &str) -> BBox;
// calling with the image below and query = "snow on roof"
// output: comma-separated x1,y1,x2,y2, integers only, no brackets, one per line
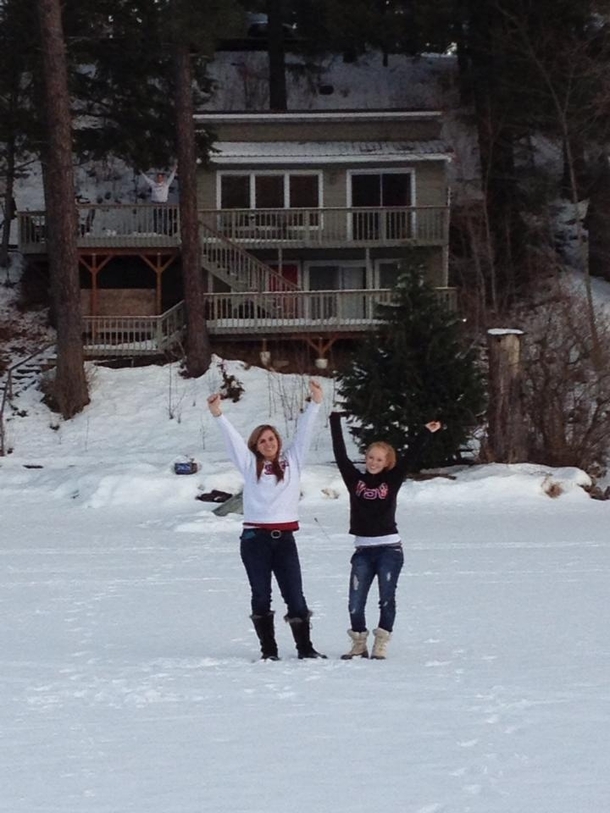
209,140,452,165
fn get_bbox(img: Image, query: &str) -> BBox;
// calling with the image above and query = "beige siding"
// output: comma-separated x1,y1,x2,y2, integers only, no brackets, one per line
413,163,447,206
322,167,346,207
203,118,442,142
426,250,446,287
197,162,448,210
81,289,156,317
197,170,217,209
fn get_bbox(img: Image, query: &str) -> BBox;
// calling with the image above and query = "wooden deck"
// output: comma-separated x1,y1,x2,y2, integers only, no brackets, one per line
18,204,449,254
82,288,457,356
18,203,453,356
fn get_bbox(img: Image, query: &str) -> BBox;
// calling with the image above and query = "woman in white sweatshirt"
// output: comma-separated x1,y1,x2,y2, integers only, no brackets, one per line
207,380,325,661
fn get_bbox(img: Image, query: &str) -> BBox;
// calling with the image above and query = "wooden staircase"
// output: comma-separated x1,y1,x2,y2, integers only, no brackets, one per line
199,222,299,293
1,344,57,456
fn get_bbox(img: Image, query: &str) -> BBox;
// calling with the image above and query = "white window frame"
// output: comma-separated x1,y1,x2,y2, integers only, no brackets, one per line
217,170,323,210
346,168,416,241
304,260,371,291
375,259,406,290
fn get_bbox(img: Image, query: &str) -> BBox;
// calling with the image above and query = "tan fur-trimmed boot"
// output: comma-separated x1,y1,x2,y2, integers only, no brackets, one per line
371,628,391,660
341,630,369,660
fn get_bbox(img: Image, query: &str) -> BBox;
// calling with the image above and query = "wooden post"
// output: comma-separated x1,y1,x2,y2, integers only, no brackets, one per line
486,329,527,463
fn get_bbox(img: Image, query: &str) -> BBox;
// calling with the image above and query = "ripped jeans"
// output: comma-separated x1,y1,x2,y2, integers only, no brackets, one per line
348,544,404,633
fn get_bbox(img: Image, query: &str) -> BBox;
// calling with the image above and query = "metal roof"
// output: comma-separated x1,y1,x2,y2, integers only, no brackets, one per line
209,140,452,164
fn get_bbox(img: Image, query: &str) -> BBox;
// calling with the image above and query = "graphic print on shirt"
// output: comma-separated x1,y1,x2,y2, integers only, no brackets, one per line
263,459,288,476
355,480,389,500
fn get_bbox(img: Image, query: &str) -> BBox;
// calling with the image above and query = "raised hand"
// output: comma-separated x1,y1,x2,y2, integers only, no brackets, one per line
207,393,222,417
309,379,323,404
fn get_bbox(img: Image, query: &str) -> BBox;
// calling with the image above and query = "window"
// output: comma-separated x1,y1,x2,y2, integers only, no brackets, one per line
307,263,367,321
255,175,284,208
308,265,366,291
219,172,321,210
350,172,413,207
348,170,414,241
289,175,319,208
221,175,249,209
378,261,403,289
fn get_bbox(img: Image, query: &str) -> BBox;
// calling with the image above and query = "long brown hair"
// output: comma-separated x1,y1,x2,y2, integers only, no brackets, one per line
247,424,284,481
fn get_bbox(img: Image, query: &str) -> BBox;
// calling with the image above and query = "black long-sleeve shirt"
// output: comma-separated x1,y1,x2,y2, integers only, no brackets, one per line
330,412,409,539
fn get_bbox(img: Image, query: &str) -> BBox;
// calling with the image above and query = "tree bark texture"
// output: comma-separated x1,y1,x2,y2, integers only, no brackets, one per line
0,135,16,269
174,43,211,377
486,330,527,463
267,0,287,111
467,2,524,304
37,0,89,418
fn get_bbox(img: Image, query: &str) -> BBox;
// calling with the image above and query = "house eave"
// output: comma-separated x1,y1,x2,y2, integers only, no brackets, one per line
210,153,452,165
195,110,443,125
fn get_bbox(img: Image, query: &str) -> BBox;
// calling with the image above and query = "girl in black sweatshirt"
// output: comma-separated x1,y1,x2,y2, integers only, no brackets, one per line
330,412,440,659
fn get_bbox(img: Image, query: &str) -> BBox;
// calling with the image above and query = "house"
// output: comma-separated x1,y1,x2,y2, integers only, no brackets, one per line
16,106,454,362
195,108,453,361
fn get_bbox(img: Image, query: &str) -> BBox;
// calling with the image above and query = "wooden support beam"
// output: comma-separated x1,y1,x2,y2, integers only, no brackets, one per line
304,335,337,357
78,254,113,316
140,253,178,314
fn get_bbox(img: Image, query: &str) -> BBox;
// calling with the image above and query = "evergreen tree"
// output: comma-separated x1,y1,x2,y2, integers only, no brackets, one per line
337,267,485,472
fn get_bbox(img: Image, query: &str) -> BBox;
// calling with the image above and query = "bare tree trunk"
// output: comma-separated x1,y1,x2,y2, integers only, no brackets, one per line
37,0,88,418
0,133,16,268
174,43,211,377
267,0,287,111
586,153,610,283
486,329,527,463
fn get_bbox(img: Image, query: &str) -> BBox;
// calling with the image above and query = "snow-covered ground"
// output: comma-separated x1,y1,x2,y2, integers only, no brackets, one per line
2,43,608,809
1,346,609,813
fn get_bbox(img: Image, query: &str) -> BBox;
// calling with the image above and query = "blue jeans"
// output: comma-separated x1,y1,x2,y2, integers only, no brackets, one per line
240,528,309,619
348,544,404,632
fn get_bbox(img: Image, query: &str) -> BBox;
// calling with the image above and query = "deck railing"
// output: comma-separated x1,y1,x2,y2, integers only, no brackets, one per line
82,301,185,357
78,288,456,353
18,205,181,252
200,222,299,292
199,206,448,247
18,204,449,253
203,287,457,335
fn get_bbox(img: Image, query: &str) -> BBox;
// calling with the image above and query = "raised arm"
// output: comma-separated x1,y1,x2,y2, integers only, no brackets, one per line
288,380,323,470
394,419,443,478
329,411,359,482
207,393,250,474
166,166,177,186
139,171,154,189
329,411,349,465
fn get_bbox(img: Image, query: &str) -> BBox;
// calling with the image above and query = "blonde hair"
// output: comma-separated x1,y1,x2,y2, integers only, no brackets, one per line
247,424,284,481
365,441,397,470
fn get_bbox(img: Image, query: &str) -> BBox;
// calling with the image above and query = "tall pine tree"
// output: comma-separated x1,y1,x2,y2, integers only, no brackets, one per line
337,267,485,472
